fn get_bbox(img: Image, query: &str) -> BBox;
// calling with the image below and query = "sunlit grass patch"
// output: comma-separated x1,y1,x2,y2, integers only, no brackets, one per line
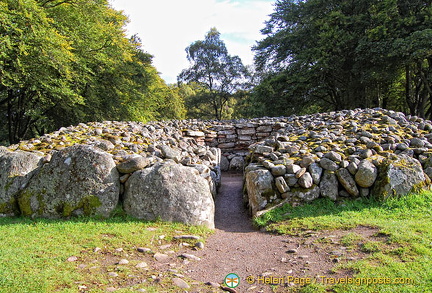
255,191,432,292
0,216,212,293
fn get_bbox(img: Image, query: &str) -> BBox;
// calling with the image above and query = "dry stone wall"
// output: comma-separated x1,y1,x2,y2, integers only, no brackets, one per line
1,108,431,225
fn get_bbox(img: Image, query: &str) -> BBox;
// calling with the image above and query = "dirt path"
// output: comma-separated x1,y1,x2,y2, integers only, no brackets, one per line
185,173,347,292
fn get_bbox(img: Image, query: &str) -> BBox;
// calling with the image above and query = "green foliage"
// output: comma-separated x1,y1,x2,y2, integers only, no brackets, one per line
0,0,185,145
253,0,432,118
0,0,78,143
178,28,248,120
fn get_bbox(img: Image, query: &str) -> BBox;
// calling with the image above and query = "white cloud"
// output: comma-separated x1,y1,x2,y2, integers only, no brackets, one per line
109,0,275,83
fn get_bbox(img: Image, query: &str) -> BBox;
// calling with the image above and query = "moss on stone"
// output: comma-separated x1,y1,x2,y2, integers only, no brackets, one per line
17,190,35,216
16,189,47,217
61,195,102,217
0,198,18,215
372,157,431,201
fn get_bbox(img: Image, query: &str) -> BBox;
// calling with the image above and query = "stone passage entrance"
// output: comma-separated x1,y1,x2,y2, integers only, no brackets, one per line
214,172,253,232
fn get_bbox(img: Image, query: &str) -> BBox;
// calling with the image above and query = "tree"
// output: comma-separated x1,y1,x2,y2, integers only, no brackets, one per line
1,0,186,144
178,28,248,120
253,0,432,117
0,0,78,144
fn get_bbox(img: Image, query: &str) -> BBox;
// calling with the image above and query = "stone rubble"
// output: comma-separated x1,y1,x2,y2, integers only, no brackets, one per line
244,108,432,215
0,108,431,221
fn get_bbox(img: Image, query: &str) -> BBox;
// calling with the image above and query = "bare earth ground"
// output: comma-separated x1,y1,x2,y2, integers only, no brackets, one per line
184,173,375,292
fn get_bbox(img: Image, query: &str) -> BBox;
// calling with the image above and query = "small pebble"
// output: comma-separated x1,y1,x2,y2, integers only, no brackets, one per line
136,262,148,268
67,256,78,262
195,242,205,249
180,253,201,261
117,259,129,265
172,278,190,289
206,281,221,288
174,235,200,240
137,247,151,253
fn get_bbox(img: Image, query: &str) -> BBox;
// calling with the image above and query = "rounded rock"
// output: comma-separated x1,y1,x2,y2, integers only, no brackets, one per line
298,172,313,189
355,160,378,188
319,158,339,171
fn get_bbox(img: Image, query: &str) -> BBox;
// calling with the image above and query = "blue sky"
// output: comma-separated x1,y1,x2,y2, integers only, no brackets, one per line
109,0,275,83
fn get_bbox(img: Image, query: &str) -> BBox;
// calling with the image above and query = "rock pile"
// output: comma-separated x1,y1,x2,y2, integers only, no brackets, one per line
1,108,431,223
245,108,432,215
0,121,221,228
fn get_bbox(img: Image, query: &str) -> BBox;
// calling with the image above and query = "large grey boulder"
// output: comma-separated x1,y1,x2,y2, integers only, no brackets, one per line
245,168,275,216
372,155,430,200
229,156,245,171
220,156,230,171
0,150,42,216
123,161,215,229
18,145,119,218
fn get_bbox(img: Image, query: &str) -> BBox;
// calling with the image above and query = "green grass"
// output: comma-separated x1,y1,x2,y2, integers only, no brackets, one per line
1,192,431,293
254,191,432,293
0,215,212,293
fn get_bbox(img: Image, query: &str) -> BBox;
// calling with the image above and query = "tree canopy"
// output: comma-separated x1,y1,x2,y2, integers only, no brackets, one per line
0,0,185,144
178,28,248,120
252,0,432,118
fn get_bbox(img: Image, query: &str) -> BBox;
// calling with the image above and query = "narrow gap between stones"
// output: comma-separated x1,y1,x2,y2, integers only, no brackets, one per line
214,171,256,233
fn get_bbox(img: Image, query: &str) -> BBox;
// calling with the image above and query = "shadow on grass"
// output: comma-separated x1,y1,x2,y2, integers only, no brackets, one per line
0,209,184,227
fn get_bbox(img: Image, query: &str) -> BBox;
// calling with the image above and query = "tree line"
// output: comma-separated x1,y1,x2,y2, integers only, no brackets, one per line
252,0,432,118
0,0,186,144
1,0,432,145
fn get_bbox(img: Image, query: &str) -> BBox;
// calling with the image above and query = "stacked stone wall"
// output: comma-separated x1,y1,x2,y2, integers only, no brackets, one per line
180,118,286,171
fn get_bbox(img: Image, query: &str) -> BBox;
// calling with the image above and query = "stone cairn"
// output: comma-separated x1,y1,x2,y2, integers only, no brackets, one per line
0,108,431,226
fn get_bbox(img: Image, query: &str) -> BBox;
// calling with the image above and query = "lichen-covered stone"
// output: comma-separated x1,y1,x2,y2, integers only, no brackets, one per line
160,145,182,162
319,158,339,171
298,172,313,189
308,162,323,185
275,176,289,193
245,168,275,216
18,145,119,218
336,168,359,196
286,185,320,202
320,171,339,201
229,156,244,171
123,161,215,228
116,156,150,173
271,165,286,176
0,151,42,216
372,155,429,200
